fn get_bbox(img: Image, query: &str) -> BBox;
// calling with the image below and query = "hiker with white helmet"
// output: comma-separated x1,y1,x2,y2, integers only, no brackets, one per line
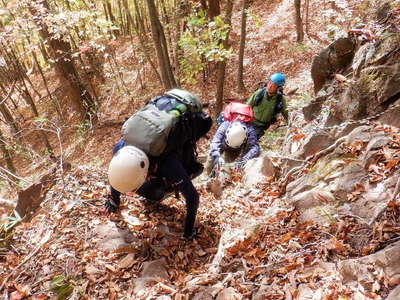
247,72,289,139
205,102,260,174
106,89,212,239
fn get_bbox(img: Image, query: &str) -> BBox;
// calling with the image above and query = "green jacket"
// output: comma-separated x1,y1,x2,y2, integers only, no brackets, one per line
246,89,289,127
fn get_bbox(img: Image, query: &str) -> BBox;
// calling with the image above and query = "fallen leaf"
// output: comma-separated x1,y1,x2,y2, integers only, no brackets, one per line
335,73,348,83
385,159,399,170
292,134,305,141
10,291,26,300
119,253,136,269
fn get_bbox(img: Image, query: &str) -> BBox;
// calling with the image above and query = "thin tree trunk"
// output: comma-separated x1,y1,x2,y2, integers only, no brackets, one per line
0,128,16,174
200,0,207,11
146,0,177,89
208,0,221,19
237,0,248,92
31,0,95,120
117,0,124,35
0,94,20,135
122,0,133,35
105,0,120,36
14,82,53,153
215,0,233,114
133,0,162,84
32,49,64,121
295,0,304,43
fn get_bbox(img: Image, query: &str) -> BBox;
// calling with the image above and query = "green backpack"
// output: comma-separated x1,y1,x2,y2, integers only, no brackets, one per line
121,90,201,157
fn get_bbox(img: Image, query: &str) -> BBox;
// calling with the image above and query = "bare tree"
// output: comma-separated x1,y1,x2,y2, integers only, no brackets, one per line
237,0,249,92
215,0,234,114
146,0,177,89
208,0,221,19
31,0,95,120
294,0,304,43
0,128,16,174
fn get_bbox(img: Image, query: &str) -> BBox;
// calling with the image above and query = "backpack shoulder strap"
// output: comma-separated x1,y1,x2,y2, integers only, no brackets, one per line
254,88,267,106
274,90,284,115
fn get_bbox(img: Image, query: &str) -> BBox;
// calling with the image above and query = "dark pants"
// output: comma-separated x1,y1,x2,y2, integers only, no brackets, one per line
254,123,270,139
110,142,199,237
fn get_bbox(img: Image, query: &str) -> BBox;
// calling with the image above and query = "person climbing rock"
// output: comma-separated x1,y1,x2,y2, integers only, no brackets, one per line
106,89,212,239
205,102,259,175
247,73,289,139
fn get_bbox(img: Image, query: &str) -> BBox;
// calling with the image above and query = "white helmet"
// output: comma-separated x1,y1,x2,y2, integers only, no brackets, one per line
225,122,248,149
108,146,149,193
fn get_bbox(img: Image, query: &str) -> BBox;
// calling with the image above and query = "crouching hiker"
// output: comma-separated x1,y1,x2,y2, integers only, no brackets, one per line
205,102,260,176
247,72,289,139
106,89,212,239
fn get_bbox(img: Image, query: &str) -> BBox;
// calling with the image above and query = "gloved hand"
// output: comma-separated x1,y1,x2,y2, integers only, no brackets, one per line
214,156,224,170
104,194,120,213
235,159,247,169
183,228,197,240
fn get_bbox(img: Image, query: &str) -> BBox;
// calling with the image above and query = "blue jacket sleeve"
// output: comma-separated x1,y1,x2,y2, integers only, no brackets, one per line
242,124,260,161
209,121,229,158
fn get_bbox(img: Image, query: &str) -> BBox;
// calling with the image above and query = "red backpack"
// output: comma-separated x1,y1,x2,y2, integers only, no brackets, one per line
223,102,254,123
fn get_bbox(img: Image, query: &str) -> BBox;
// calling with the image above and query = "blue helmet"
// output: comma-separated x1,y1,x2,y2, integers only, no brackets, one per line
270,73,286,87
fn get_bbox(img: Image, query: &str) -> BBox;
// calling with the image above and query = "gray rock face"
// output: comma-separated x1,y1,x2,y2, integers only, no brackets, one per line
302,95,325,122
386,285,400,300
311,37,356,93
379,99,400,128
294,132,335,159
327,30,400,125
242,154,275,187
338,241,400,289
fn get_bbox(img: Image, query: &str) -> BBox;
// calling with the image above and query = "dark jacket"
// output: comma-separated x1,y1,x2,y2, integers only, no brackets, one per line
110,111,212,237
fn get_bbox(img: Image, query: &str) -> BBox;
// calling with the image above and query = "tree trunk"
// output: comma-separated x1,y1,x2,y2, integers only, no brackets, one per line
133,0,162,84
208,0,221,19
237,0,248,92
294,0,304,43
122,0,133,35
32,49,64,121
32,0,95,120
146,0,177,89
200,0,208,11
104,0,120,36
215,0,233,114
0,128,16,174
0,103,19,134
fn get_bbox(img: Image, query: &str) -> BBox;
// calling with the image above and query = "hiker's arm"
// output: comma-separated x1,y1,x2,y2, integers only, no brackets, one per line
281,96,289,121
242,126,260,161
246,89,259,106
209,122,229,158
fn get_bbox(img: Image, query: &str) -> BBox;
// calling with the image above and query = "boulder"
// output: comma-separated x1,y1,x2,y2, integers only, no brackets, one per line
299,204,336,225
338,241,400,289
311,37,356,93
192,288,214,300
15,163,70,218
379,99,400,128
297,284,316,299
387,285,400,300
290,190,336,210
216,287,241,300
293,132,335,159
302,96,324,122
134,259,169,293
243,154,275,187
334,31,400,123
93,221,136,252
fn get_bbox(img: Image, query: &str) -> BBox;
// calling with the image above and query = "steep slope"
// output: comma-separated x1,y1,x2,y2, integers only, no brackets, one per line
2,0,400,299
